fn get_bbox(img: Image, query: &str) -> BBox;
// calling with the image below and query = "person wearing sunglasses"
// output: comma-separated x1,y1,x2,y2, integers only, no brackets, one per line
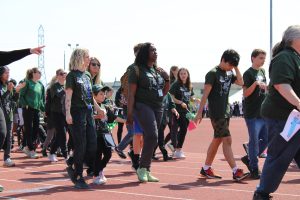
87,57,103,86
48,69,68,162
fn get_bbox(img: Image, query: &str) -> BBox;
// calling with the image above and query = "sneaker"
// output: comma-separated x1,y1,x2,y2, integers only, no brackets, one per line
66,166,76,184
241,155,251,171
233,168,250,182
259,153,267,158
100,171,107,182
137,168,148,182
115,147,127,159
147,171,159,182
163,154,173,161
243,143,249,156
23,146,30,157
74,175,89,189
166,143,175,153
93,176,106,185
48,154,58,162
152,155,159,160
0,184,3,192
250,168,261,180
173,150,186,159
200,167,222,179
253,191,273,200
29,151,39,159
66,156,74,167
86,168,94,177
3,158,15,167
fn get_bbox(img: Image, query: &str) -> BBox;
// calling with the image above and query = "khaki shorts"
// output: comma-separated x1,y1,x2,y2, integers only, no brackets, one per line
210,118,230,138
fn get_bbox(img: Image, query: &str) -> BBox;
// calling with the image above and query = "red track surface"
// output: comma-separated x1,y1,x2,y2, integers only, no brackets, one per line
0,118,299,200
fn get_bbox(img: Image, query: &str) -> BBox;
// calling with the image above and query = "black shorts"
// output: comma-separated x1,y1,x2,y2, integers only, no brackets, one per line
210,118,230,138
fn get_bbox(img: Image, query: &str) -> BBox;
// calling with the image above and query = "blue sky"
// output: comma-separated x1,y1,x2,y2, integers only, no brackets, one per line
1,0,300,85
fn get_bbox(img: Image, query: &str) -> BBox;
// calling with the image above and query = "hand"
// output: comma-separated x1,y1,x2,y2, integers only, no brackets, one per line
30,45,45,55
257,81,267,90
7,82,14,92
194,113,203,124
157,67,169,80
66,114,73,125
181,102,187,109
172,108,180,119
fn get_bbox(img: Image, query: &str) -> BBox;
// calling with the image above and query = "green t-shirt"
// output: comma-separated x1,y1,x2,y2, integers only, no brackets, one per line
128,65,165,108
261,47,300,120
243,67,267,118
169,81,194,113
19,79,45,111
205,66,237,119
65,70,93,109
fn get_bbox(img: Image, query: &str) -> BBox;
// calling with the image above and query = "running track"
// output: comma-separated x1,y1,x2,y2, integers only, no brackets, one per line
0,118,299,200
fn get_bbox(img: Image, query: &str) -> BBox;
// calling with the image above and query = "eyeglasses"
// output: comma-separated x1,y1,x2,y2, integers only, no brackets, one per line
59,72,67,76
91,63,101,67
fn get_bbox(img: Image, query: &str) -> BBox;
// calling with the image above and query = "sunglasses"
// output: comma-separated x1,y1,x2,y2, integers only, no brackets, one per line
91,63,101,67
59,72,67,76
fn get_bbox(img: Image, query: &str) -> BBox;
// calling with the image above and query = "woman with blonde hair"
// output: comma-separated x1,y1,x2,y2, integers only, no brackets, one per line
87,57,103,86
65,48,97,189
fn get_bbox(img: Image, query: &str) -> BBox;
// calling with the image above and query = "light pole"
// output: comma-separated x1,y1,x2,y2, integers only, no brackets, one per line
64,43,79,70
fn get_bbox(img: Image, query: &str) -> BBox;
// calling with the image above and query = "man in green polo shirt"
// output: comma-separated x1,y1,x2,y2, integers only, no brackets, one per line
241,49,268,179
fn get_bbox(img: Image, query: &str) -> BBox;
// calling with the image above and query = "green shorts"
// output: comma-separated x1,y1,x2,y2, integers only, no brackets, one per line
210,118,230,138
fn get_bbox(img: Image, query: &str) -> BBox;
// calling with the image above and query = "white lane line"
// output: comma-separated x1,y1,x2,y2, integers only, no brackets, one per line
0,178,193,200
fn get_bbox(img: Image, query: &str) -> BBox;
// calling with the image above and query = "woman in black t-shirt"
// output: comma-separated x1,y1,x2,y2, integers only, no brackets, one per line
170,68,197,159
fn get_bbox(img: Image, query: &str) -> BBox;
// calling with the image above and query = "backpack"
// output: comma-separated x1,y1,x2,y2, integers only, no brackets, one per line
120,65,139,101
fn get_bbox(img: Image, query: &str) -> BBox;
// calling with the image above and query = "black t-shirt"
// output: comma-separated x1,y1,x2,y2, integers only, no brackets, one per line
261,47,300,120
65,70,93,109
243,67,267,118
128,65,165,109
205,66,237,119
50,82,65,114
169,81,194,113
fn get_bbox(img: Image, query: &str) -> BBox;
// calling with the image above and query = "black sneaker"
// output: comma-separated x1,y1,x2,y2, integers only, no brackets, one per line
250,169,261,180
253,191,273,200
66,156,74,167
66,166,76,184
241,155,251,171
163,154,173,161
41,148,47,157
115,147,127,159
74,176,89,189
243,143,249,156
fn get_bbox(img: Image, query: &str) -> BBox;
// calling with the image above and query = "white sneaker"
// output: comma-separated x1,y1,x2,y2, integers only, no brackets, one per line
100,171,107,182
166,143,175,153
173,150,186,159
29,151,39,159
48,154,58,162
3,158,15,167
23,147,30,157
93,176,106,185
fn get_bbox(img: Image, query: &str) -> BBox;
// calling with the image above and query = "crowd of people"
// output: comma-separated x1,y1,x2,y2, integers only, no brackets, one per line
1,25,300,199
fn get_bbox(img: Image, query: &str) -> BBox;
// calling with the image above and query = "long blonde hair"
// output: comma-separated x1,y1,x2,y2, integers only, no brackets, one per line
69,48,89,71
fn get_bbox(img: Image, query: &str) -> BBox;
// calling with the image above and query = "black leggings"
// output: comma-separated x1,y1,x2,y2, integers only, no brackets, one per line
94,135,112,176
173,112,189,149
50,112,67,158
0,106,6,149
23,107,40,151
117,122,124,144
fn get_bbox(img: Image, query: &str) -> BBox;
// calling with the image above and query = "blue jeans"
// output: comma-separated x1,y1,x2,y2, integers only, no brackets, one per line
117,125,134,151
256,119,300,194
245,118,268,170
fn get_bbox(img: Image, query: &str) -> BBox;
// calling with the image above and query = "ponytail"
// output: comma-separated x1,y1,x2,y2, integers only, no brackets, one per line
272,41,285,58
